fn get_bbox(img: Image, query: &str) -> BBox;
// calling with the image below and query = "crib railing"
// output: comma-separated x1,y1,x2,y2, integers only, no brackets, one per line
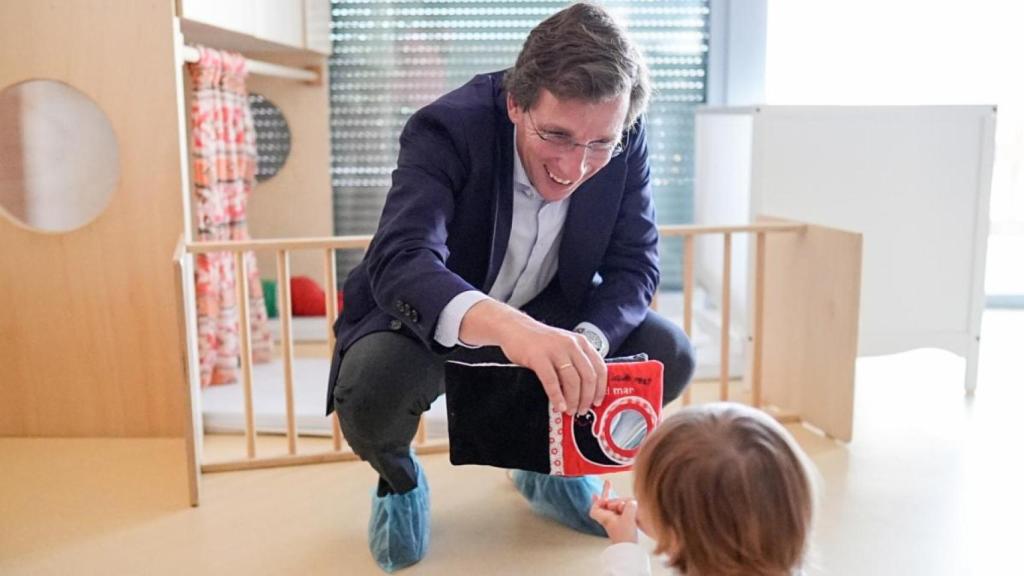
656,222,798,410
174,219,861,480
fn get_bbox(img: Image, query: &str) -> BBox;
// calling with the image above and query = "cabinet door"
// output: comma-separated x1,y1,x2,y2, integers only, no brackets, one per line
179,0,254,37
305,0,332,55
253,0,304,48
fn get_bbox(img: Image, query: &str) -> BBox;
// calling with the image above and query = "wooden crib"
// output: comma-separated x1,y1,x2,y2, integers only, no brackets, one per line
173,218,861,505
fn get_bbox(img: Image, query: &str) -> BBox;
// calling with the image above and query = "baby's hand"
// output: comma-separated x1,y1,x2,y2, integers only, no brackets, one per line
588,479,638,544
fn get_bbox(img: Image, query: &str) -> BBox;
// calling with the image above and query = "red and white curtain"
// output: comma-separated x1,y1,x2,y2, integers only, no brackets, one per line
188,46,273,387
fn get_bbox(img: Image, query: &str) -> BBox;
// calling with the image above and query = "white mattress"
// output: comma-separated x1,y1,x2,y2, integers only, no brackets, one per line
655,290,746,380
201,356,450,439
266,316,332,342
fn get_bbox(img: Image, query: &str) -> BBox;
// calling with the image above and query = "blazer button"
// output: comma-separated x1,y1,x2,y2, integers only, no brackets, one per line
388,319,402,331
410,310,419,323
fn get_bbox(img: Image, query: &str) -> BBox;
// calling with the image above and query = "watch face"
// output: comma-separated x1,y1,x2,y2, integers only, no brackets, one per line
577,328,602,352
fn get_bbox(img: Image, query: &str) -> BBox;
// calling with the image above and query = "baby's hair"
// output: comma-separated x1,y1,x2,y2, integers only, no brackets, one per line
633,402,815,576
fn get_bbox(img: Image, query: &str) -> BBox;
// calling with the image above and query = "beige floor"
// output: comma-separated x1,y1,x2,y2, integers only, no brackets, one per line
2,310,1022,575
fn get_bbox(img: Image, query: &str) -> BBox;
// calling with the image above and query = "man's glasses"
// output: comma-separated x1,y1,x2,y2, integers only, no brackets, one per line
527,111,625,161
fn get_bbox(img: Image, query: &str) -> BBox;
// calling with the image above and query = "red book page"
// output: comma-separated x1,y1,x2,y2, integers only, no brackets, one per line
551,360,664,476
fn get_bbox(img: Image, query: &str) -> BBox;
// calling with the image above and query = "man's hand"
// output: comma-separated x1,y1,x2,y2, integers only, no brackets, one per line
589,480,639,544
458,299,607,414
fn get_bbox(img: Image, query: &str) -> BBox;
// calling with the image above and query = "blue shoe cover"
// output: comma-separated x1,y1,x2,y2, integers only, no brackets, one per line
511,470,608,536
369,461,430,572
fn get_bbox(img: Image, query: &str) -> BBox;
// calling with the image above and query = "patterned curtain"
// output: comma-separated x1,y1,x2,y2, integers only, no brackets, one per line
188,46,273,387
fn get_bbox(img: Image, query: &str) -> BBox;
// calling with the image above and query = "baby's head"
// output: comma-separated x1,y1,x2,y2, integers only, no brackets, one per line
633,402,815,576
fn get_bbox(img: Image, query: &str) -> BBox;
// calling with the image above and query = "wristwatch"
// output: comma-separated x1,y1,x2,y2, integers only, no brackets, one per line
574,326,606,356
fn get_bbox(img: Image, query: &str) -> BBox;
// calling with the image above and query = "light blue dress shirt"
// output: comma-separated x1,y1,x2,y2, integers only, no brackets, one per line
433,130,608,356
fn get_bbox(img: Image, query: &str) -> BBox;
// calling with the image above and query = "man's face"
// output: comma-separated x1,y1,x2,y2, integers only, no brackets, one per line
507,88,629,203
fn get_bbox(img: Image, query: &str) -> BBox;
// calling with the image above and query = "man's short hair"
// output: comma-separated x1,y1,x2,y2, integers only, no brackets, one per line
504,2,650,130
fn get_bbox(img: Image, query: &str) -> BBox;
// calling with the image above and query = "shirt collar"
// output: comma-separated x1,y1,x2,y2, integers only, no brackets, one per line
512,127,538,200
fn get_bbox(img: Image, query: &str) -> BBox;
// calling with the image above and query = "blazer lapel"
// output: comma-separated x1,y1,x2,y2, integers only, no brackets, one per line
559,167,623,303
484,92,515,293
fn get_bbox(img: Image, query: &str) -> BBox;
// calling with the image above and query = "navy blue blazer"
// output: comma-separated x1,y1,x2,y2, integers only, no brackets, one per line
327,71,660,413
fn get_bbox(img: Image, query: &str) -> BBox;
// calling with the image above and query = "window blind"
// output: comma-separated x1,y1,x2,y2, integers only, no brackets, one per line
329,0,709,288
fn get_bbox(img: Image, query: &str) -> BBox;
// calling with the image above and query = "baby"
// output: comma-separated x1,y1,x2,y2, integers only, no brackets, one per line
589,402,816,576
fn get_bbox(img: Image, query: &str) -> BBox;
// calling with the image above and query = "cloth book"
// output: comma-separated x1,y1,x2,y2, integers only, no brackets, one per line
444,355,664,476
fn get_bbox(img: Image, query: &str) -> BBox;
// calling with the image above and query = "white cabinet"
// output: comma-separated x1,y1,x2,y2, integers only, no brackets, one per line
179,0,253,36
179,0,329,54
303,0,332,55
253,0,304,49
694,106,996,392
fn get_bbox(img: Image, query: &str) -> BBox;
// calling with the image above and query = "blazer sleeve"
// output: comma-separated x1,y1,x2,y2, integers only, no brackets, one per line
363,106,478,350
580,117,660,352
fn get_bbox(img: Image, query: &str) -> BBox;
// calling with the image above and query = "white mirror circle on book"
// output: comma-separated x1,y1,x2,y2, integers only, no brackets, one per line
609,408,649,451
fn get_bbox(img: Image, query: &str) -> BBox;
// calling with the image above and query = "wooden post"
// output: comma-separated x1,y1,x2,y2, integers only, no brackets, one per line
416,416,427,446
682,234,695,405
234,252,257,458
324,249,343,451
684,235,694,334
276,250,298,455
172,238,201,506
720,232,732,401
752,233,766,408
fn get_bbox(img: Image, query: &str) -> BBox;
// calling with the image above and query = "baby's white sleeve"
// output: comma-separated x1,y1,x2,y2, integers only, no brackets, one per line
599,542,651,576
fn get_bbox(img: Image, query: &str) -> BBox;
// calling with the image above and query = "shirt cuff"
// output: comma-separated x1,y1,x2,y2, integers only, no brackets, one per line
434,290,490,348
574,322,609,358
599,542,651,576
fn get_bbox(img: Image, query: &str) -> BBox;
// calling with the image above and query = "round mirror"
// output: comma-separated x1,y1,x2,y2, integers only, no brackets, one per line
609,408,649,451
0,80,119,232
249,93,291,182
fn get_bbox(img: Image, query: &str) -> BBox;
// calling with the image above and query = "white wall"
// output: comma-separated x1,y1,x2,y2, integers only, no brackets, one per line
707,0,766,106
763,0,1024,296
764,0,1020,106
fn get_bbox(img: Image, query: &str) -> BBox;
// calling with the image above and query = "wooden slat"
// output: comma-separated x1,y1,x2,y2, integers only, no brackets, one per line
276,250,298,455
324,249,343,452
324,248,339,340
682,235,694,406
186,224,803,255
172,238,201,506
186,235,372,254
201,441,451,473
658,222,806,237
762,405,801,424
331,409,344,451
234,252,257,458
720,232,732,401
751,232,766,408
683,236,694,334
415,416,427,446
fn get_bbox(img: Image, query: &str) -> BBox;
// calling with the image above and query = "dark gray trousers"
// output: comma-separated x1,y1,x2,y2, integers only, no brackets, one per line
333,308,695,494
